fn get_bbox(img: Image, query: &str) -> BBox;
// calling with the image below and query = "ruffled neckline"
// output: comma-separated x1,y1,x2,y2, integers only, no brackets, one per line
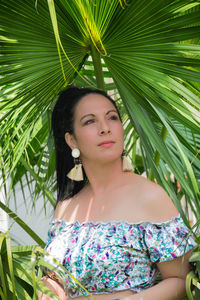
51,213,181,227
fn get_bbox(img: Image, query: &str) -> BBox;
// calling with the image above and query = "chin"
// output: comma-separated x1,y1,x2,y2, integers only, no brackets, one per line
98,152,121,163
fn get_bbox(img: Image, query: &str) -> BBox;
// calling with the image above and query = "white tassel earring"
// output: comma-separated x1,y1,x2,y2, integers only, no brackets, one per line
67,148,84,181
122,150,133,172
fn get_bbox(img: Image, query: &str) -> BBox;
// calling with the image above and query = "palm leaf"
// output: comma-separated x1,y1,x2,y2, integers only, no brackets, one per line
0,0,200,214
0,1,200,298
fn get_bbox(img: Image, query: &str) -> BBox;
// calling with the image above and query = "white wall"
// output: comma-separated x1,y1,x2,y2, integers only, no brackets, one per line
9,196,53,245
0,179,54,245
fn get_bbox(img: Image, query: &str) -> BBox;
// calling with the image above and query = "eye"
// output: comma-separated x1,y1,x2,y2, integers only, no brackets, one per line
84,119,95,125
109,115,119,120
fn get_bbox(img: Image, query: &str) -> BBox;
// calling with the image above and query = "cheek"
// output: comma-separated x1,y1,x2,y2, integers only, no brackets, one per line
75,128,96,149
116,123,124,139
116,124,124,150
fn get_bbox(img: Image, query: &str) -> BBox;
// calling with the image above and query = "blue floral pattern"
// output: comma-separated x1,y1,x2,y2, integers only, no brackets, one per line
44,214,197,298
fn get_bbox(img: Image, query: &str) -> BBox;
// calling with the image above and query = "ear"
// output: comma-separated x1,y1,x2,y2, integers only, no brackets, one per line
64,132,77,150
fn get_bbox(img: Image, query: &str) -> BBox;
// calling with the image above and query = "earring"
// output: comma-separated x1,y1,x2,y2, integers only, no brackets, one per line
67,148,84,181
122,150,133,172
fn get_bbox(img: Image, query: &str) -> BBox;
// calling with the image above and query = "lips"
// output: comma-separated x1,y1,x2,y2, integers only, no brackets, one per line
98,140,115,147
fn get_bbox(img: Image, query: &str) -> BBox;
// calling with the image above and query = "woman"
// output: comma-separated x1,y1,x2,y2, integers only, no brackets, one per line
39,87,197,300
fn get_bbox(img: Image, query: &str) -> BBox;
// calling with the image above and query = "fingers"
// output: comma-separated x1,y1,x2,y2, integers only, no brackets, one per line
39,277,67,300
38,290,52,300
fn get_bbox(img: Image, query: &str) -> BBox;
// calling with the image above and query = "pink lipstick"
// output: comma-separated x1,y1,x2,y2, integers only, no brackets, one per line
99,141,115,148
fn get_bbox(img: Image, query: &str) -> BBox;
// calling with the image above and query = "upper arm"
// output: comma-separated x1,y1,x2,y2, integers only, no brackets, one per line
157,249,193,280
142,181,195,279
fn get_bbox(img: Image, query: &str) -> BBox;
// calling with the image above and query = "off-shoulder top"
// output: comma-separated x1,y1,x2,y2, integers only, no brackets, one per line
44,214,197,298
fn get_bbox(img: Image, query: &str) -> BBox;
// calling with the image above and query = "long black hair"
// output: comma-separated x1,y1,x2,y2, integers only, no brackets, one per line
51,87,121,207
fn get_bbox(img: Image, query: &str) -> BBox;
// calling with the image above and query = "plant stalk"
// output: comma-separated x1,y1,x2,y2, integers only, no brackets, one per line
90,43,105,90
148,126,168,181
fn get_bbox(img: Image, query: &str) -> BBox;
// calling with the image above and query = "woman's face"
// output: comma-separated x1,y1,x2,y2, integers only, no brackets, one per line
65,93,124,164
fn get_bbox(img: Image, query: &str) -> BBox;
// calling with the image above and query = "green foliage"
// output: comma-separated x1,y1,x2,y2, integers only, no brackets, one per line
0,0,200,298
0,232,64,299
186,241,200,300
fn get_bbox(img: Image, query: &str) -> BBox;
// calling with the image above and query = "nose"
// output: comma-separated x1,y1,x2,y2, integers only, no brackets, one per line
99,120,111,135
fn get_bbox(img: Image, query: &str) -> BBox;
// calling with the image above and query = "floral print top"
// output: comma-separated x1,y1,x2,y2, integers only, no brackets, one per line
44,214,197,298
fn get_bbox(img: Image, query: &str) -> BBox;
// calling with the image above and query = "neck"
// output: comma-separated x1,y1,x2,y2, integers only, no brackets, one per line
82,158,124,196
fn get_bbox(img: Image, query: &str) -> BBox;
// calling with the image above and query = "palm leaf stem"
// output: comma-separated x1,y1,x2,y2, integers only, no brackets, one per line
148,126,168,181
6,235,16,300
47,0,66,82
90,43,105,90
0,234,7,299
0,287,5,300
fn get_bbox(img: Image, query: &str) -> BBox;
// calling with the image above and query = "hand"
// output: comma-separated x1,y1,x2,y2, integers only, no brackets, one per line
38,276,67,300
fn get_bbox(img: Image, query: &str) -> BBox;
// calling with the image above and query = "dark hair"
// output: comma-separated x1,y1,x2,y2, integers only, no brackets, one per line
51,87,121,206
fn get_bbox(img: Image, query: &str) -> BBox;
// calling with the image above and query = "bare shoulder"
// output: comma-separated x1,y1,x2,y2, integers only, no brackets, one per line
127,173,179,222
53,197,73,220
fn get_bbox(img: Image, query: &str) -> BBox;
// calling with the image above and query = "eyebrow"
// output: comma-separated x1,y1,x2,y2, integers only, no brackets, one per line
80,109,118,122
